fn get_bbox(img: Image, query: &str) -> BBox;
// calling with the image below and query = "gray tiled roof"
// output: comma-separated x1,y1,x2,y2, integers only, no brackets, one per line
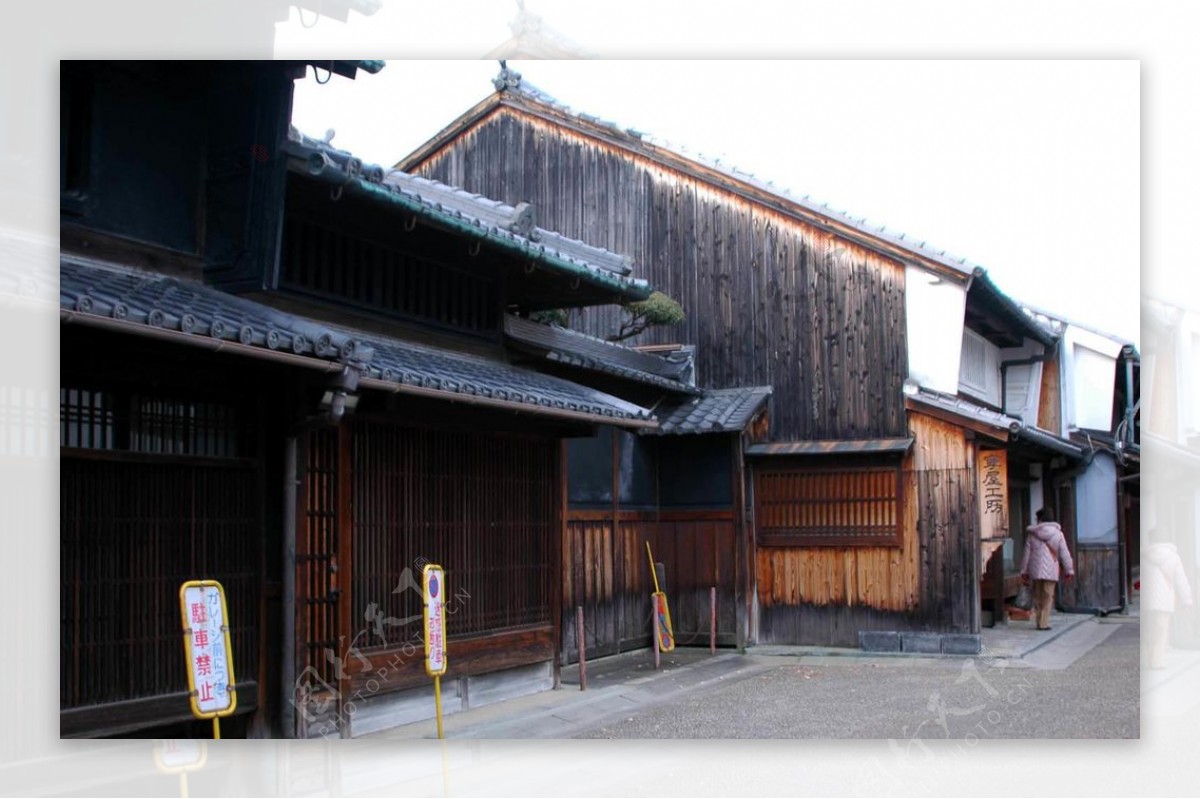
967,268,1058,347
907,386,1083,459
1020,301,1139,356
59,257,656,425
504,315,699,395
746,438,914,457
487,66,980,278
645,386,772,436
286,129,649,301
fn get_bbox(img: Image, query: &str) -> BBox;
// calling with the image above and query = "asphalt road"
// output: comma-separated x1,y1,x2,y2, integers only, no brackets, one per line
577,621,1140,740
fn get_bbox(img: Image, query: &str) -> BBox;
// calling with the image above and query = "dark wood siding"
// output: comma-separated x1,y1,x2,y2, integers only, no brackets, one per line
294,417,560,720
1065,547,1121,611
59,332,272,737
563,510,737,661
413,109,908,441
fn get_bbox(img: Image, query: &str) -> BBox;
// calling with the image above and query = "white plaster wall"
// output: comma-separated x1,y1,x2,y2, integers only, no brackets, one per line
905,265,966,393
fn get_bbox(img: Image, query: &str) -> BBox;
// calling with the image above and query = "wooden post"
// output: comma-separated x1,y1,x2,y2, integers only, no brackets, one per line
554,439,567,690
576,605,587,691
337,421,353,738
710,586,717,654
652,601,661,670
732,432,752,650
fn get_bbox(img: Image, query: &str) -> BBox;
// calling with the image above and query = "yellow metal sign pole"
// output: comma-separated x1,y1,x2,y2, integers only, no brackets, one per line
212,718,220,740
424,564,448,740
180,772,188,799
434,674,444,739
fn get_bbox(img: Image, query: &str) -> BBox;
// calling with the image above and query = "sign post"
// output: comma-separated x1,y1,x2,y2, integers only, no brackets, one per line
154,739,207,798
178,580,237,739
423,564,447,739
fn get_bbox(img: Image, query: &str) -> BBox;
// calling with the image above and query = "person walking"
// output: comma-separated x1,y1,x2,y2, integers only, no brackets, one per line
1020,508,1075,631
1143,537,1193,669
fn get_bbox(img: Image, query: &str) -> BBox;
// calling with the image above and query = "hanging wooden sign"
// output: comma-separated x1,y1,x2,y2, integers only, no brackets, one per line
976,449,1009,540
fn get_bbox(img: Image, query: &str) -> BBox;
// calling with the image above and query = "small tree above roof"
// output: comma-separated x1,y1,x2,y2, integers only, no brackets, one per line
607,291,685,343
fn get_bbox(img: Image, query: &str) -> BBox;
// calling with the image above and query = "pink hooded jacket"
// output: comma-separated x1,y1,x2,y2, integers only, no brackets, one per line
1142,542,1193,614
1020,521,1074,582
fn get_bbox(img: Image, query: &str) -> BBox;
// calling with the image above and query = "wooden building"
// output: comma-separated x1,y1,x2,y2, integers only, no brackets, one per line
1020,307,1140,615
501,304,772,657
59,60,688,738
396,65,1128,650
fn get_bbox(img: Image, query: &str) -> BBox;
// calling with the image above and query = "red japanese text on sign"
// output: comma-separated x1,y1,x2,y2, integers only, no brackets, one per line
423,565,447,677
180,581,236,718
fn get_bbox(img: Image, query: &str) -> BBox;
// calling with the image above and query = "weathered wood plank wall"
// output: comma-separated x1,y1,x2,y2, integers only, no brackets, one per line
1066,548,1121,611
562,510,737,662
413,110,908,442
1038,347,1063,435
295,418,561,706
753,412,980,645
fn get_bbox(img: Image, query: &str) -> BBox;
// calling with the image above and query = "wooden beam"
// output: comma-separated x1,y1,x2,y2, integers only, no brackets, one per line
905,399,1010,443
347,626,554,696
554,439,567,689
61,682,259,738
337,422,354,736
734,432,752,649
568,508,735,522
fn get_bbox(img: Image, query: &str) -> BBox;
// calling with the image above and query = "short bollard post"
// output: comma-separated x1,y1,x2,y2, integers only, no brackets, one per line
576,605,587,691
652,602,661,670
710,586,717,655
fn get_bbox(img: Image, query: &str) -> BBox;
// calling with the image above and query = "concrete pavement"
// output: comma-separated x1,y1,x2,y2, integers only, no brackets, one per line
364,603,1134,740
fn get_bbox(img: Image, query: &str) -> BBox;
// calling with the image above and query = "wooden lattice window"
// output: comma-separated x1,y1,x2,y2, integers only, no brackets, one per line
61,387,248,458
60,384,260,716
280,216,500,337
349,421,556,648
755,464,903,547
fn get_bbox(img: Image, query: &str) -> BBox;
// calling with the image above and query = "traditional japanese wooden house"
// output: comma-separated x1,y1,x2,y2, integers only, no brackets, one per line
396,65,1117,650
1018,307,1140,615
59,60,679,738
503,306,772,658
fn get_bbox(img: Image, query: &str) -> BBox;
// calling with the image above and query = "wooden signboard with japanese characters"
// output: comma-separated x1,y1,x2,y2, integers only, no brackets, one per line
178,580,237,722
976,449,1009,540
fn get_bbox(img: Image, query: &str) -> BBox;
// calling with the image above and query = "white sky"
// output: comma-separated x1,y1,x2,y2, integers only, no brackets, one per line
281,54,1140,346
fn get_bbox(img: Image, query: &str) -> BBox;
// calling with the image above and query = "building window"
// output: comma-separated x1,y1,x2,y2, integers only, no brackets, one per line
755,464,903,546
959,327,1000,405
61,386,247,459
280,215,500,338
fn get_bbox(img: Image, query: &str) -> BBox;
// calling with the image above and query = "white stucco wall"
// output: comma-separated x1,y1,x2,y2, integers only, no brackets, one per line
905,265,966,393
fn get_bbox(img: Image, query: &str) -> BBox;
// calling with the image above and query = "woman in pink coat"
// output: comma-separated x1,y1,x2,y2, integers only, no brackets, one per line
1143,538,1193,669
1020,507,1075,630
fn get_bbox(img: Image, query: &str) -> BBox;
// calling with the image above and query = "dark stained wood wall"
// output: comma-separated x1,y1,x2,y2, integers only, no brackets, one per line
411,109,908,442
1065,547,1121,611
563,510,737,662
294,417,561,715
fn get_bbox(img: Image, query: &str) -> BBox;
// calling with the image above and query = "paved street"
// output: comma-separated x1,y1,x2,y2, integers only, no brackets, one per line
375,613,1139,742
577,619,1139,739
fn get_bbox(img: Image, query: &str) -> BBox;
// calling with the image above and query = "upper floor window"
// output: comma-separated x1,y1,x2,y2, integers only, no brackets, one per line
279,215,500,339
959,328,1001,406
61,386,248,459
